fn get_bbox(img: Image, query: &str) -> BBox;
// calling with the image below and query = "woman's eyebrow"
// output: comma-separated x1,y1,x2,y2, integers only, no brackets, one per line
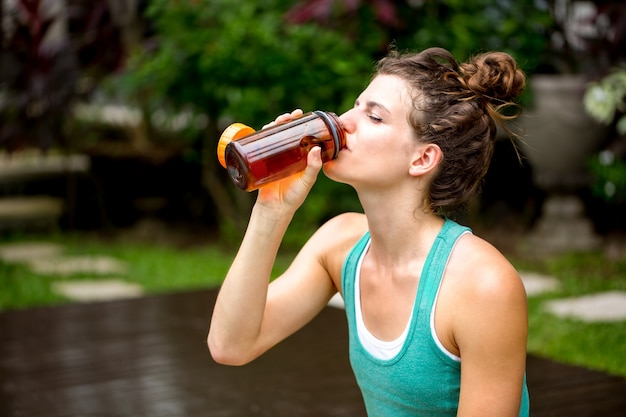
355,98,392,116
365,100,391,116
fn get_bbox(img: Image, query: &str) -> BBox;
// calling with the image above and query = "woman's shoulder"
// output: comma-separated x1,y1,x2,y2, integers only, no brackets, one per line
448,232,526,300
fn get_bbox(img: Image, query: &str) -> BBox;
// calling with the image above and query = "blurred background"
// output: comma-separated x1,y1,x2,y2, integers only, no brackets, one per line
2,0,626,384
1,0,625,251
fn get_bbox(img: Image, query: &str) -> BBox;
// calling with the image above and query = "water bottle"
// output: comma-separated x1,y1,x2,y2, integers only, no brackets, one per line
217,111,346,191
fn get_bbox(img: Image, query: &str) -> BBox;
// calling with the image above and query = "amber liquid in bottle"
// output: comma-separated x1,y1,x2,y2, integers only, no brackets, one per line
223,111,345,191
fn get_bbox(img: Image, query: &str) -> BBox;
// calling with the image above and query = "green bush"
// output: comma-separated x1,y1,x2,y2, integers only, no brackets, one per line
103,0,376,238
589,151,626,203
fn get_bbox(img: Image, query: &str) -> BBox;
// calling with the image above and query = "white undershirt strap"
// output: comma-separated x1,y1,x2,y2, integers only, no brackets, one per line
354,235,464,362
354,240,411,360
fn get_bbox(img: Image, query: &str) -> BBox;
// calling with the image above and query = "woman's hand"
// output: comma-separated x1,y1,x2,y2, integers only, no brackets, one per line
256,109,323,211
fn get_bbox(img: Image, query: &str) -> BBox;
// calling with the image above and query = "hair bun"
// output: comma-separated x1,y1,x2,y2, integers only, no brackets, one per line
460,52,526,104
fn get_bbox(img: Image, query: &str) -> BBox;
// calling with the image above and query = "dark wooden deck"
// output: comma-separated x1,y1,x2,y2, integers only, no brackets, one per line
1,289,625,417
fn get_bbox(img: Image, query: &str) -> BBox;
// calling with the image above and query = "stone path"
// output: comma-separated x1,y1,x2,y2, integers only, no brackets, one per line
0,242,143,302
1,241,626,322
520,271,561,296
0,242,64,262
29,255,127,276
51,279,143,302
544,291,626,322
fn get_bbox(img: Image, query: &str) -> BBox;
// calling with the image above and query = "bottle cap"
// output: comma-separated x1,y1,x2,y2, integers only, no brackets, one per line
217,123,255,168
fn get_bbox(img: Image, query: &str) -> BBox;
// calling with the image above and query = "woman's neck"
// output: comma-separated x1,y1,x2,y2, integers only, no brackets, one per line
358,189,444,267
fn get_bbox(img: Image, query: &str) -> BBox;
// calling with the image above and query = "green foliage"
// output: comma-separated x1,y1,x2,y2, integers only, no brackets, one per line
584,67,626,135
0,261,67,311
402,0,554,74
104,0,378,237
1,0,124,151
589,151,626,203
122,0,373,127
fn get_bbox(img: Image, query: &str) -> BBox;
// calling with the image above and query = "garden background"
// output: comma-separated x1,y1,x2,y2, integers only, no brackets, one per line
2,0,626,378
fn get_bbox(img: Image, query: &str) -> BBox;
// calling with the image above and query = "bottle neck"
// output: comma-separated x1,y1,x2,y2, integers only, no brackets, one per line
313,111,345,159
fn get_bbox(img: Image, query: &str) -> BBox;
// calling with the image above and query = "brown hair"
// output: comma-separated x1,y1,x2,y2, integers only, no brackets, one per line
375,47,526,214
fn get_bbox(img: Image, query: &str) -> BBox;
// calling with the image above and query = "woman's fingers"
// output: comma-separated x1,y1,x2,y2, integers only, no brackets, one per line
263,109,303,129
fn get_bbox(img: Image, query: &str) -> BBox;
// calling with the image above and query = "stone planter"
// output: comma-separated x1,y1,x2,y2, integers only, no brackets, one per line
517,75,609,254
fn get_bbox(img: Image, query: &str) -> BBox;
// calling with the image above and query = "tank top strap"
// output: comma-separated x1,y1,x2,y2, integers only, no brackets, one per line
342,230,371,302
415,219,471,324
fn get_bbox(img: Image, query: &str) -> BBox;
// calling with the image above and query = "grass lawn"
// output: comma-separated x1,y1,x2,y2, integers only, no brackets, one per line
513,251,626,377
1,231,625,378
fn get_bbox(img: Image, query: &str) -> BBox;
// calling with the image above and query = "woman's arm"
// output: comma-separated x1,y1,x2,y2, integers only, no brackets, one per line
207,167,331,363
208,110,344,365
451,238,528,416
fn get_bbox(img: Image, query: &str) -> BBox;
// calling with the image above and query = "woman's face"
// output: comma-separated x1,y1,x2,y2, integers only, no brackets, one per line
324,74,421,189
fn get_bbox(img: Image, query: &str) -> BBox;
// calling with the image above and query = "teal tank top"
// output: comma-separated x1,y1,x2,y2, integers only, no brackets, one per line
341,218,530,416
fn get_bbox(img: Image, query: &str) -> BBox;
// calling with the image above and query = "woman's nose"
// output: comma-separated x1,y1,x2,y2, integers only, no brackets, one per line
339,110,356,134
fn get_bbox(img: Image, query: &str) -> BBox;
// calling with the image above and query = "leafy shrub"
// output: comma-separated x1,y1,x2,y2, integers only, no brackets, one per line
104,0,375,238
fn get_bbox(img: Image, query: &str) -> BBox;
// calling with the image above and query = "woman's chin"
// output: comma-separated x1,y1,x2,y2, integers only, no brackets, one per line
322,159,338,176
322,162,350,185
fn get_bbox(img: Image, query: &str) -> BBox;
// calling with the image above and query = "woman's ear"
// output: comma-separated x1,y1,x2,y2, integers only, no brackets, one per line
408,144,442,177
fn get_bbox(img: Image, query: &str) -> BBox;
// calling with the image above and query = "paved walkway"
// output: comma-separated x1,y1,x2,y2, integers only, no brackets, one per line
2,288,625,417
1,241,626,322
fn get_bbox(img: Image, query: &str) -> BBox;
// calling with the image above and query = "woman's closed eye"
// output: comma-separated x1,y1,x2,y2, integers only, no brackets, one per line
368,113,383,123
354,99,385,124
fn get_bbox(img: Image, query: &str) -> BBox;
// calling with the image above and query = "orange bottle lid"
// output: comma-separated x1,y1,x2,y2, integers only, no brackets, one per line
217,123,255,168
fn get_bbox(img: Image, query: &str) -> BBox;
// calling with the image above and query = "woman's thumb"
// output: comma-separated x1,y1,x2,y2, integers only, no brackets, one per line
301,146,323,185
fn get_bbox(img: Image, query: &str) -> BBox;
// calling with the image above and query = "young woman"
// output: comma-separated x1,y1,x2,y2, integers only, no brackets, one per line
208,47,529,416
